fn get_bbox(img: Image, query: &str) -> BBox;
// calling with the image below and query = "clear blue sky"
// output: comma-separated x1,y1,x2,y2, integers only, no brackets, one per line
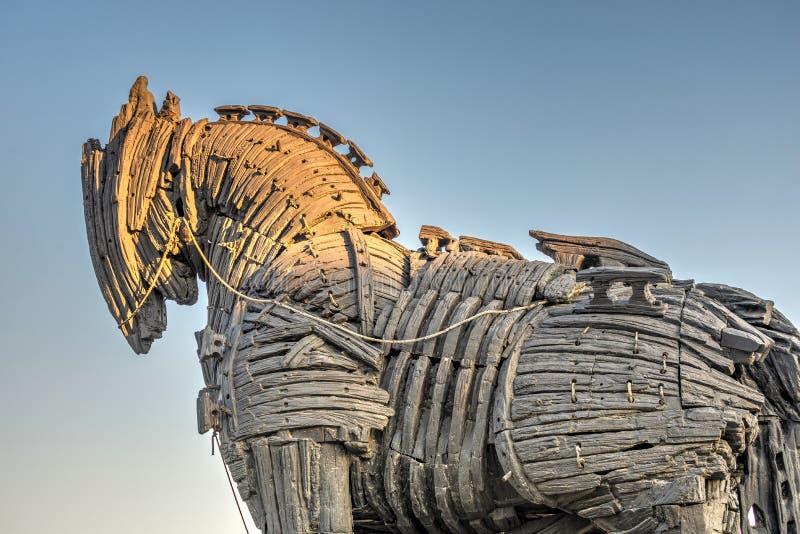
1,1,798,532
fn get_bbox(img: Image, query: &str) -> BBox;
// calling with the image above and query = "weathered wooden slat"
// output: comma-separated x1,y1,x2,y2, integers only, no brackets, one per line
530,229,671,273
346,227,376,337
445,302,503,518
493,322,553,508
235,410,391,441
251,439,283,533
383,287,446,532
483,258,520,305
244,381,388,408
421,292,462,360
268,438,320,533
317,443,353,533
459,235,524,260
397,356,431,456
697,283,775,327
437,253,476,295
407,457,445,534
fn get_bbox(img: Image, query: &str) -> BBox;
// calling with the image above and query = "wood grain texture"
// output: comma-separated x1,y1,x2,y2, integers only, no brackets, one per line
530,229,671,274
82,77,800,533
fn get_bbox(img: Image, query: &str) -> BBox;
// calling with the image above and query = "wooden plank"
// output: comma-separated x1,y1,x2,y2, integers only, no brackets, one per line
317,443,353,533
397,356,431,456
492,321,553,508
269,438,320,533
407,458,444,533
529,229,671,273
234,410,391,441
421,292,462,360
251,439,283,533
459,235,524,260
445,302,502,517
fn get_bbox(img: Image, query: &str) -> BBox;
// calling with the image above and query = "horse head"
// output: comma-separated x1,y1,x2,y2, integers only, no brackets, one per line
83,76,402,353
82,76,198,353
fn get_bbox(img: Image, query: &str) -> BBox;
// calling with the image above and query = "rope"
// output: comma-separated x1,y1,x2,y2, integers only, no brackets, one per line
182,220,547,344
214,433,251,534
121,217,548,344
117,218,182,329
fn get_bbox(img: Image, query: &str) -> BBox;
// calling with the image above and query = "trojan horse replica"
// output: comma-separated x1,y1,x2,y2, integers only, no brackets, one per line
82,77,800,533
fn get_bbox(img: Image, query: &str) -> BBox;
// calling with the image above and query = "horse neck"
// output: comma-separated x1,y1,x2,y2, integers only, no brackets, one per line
197,212,412,336
187,119,395,240
182,119,403,332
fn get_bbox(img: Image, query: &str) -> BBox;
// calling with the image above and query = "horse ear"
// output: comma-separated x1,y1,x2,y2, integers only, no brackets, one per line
110,75,157,140
158,90,181,121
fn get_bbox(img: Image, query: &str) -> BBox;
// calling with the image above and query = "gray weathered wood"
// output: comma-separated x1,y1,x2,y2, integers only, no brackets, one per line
82,77,800,534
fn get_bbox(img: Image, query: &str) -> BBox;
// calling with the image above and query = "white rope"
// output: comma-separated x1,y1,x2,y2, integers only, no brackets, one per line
117,218,181,328
123,218,548,345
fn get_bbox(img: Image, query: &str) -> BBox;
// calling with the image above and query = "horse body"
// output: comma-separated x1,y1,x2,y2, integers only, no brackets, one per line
82,77,800,533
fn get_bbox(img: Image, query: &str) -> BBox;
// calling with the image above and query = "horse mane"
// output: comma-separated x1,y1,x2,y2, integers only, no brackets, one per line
181,106,399,245
174,105,414,334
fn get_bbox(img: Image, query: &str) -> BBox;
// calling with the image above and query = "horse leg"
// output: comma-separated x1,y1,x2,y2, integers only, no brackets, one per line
250,436,353,533
317,442,354,533
652,478,738,534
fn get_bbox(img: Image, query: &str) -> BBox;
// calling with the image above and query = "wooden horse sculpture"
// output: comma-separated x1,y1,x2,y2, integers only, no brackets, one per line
82,77,800,533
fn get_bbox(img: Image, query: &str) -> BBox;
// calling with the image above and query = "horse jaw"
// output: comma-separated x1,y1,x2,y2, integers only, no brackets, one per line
125,292,167,354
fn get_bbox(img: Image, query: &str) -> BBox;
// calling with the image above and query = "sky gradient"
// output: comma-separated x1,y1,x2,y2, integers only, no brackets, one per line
1,1,798,532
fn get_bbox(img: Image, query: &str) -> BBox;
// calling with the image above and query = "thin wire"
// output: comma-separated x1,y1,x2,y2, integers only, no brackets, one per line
214,433,251,534
182,219,548,345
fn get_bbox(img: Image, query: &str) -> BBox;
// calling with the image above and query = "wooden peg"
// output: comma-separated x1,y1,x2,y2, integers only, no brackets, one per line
283,110,319,131
214,105,250,121
365,172,390,198
345,140,373,168
419,225,457,258
248,105,283,123
319,122,346,147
